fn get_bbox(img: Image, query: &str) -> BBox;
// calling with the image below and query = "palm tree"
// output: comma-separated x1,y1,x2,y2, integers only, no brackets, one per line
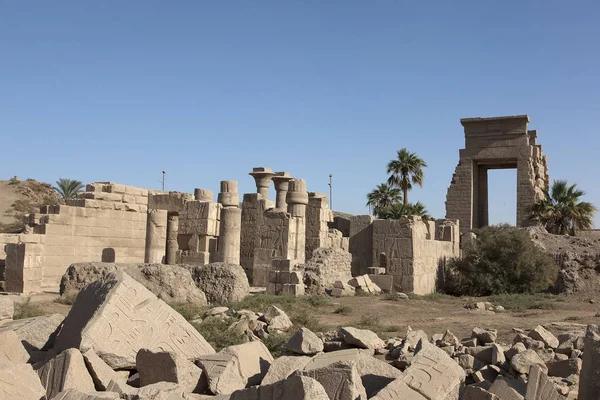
530,180,596,235
377,201,431,221
366,183,402,216
386,148,427,205
53,178,85,200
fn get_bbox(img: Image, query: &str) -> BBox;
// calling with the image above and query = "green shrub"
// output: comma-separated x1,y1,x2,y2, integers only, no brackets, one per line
192,318,244,351
445,225,557,296
486,293,560,311
8,176,20,185
169,302,206,321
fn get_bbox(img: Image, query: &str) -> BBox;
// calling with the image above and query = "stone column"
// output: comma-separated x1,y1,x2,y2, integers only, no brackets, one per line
272,172,293,210
194,188,213,202
145,209,167,263
249,167,274,201
216,180,241,264
286,178,309,263
165,213,179,265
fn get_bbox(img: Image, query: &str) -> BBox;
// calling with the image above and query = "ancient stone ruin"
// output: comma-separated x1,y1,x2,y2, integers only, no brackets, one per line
445,115,549,236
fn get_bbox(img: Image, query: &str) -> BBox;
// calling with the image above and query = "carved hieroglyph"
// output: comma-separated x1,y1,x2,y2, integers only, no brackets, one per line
445,115,549,235
54,271,215,369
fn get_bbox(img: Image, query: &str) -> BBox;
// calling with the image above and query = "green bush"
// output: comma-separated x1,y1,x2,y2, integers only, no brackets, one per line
445,225,557,296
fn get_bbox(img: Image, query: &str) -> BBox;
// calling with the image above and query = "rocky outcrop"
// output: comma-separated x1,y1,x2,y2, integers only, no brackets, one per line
189,262,249,305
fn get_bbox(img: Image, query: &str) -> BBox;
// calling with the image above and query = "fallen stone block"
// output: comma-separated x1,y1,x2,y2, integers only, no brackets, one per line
525,365,566,400
466,345,494,364
463,385,500,400
505,342,527,360
472,327,498,344
82,349,127,391
331,281,355,297
491,343,506,365
190,262,250,305
0,313,64,353
137,349,205,393
372,339,465,400
38,348,96,400
0,359,47,400
54,271,215,369
340,326,385,349
196,341,273,394
262,355,312,385
213,374,329,400
404,329,429,351
50,388,121,399
473,365,500,384
528,325,559,349
579,324,600,400
510,349,548,375
296,362,367,400
0,296,13,322
285,327,324,355
262,305,293,332
0,330,29,364
489,377,526,400
547,358,582,378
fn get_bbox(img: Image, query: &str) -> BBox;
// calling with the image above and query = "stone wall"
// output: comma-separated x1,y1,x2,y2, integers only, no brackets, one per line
349,215,374,276
306,193,333,260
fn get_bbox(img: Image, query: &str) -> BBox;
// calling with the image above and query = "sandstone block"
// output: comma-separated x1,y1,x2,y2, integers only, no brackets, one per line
38,348,96,400
0,296,13,322
463,386,500,400
54,271,215,369
472,327,498,344
50,388,121,399
285,327,324,355
215,374,330,400
296,362,367,400
0,359,47,400
0,313,64,353
529,325,559,349
340,327,385,349
510,349,548,375
547,358,582,378
579,324,600,400
190,263,249,305
0,330,29,364
489,377,526,400
262,355,312,385
262,305,293,332
137,349,205,393
525,365,566,400
82,349,126,391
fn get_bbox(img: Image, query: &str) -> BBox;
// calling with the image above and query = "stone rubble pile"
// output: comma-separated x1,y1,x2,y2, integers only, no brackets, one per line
0,274,598,400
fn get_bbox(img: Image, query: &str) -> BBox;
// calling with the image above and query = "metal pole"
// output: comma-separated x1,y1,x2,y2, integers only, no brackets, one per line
328,174,333,210
162,171,166,191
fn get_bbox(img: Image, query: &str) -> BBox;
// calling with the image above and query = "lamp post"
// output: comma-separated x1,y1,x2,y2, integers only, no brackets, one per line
328,174,333,210
162,171,166,191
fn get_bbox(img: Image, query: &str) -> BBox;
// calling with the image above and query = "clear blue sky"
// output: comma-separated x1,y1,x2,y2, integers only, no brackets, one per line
2,1,599,226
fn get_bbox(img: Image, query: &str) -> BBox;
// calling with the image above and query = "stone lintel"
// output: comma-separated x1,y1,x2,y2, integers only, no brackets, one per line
460,115,529,125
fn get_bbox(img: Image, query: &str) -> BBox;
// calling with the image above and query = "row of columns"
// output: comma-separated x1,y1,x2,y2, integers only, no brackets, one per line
249,167,295,210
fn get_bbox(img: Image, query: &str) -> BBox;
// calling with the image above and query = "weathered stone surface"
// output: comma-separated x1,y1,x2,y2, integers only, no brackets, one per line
0,359,47,400
472,327,497,345
506,342,527,360
404,330,429,351
304,247,352,292
340,326,385,349
0,330,29,364
466,346,494,365
82,349,126,391
60,262,207,305
0,313,64,353
473,365,500,384
529,325,559,349
213,374,330,400
489,377,526,400
525,365,566,400
511,349,548,375
38,348,96,400
372,339,465,400
547,358,582,378
296,362,367,400
0,296,13,322
285,327,324,355
463,386,500,400
196,341,273,395
491,343,506,365
137,349,205,393
190,263,249,305
579,324,600,400
262,305,293,332
262,355,312,385
348,274,382,294
50,388,121,399
54,271,215,369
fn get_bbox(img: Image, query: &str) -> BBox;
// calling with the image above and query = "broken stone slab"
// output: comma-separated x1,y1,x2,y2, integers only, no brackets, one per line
348,275,382,294
491,343,506,365
547,358,582,378
525,365,566,400
510,349,548,375
463,386,500,400
196,341,273,394
489,377,526,400
137,349,205,393
285,327,324,355
472,327,498,345
466,345,495,364
473,365,500,384
440,329,460,347
82,349,127,391
211,374,330,400
372,339,465,400
331,281,355,297
403,329,429,351
339,326,385,349
262,305,293,332
0,313,64,353
54,271,215,369
0,359,47,400
579,324,600,400
0,295,13,322
506,342,527,360
262,355,312,385
189,263,250,305
296,362,367,400
0,330,29,364
38,348,96,400
528,325,559,349
50,388,121,399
